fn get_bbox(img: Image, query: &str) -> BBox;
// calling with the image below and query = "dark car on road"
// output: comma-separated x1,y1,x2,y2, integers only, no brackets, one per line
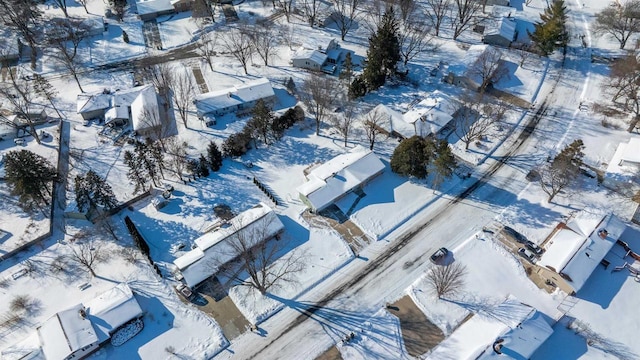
503,226,529,244
430,247,449,264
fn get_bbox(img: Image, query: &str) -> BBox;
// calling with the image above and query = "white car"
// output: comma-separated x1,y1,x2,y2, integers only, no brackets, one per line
518,248,536,263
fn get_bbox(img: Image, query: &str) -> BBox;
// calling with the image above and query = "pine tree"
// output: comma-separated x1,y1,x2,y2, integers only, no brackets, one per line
248,99,274,145
198,155,210,177
4,150,57,208
207,141,223,171
186,159,199,179
349,75,367,99
123,150,148,192
430,140,457,190
362,7,401,90
75,170,118,213
390,136,432,178
339,52,354,86
146,138,166,180
528,0,569,55
133,140,160,187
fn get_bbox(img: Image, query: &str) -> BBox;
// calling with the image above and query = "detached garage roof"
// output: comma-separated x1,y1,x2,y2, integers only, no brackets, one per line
297,146,385,212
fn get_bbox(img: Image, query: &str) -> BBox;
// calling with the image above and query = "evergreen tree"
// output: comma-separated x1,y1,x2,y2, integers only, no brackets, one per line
430,140,457,190
528,0,569,55
223,131,252,157
362,7,401,90
133,140,160,187
197,155,210,177
207,141,223,171
4,150,57,208
349,75,367,99
75,170,118,213
248,99,274,145
123,150,148,193
390,136,432,178
339,52,354,86
186,158,199,179
146,138,166,180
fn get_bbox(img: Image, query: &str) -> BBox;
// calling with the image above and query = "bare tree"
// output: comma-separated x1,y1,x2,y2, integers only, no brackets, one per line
172,70,194,128
0,0,42,69
32,74,63,119
77,0,89,13
216,217,307,295
331,101,357,147
601,54,640,131
67,239,107,277
467,47,507,93
392,0,419,23
277,0,295,22
195,28,218,71
426,262,467,299
538,140,584,202
166,137,189,182
451,0,482,40
454,93,497,150
278,24,297,50
0,72,41,144
398,20,439,67
301,0,322,26
149,63,174,110
361,0,387,34
301,74,340,135
221,26,255,75
424,0,451,36
594,0,640,50
47,18,91,92
331,0,362,40
361,107,386,150
95,215,120,242
51,0,69,17
251,21,278,66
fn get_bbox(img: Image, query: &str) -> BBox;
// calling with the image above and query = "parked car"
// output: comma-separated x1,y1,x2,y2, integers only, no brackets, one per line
503,226,529,244
526,242,544,255
13,138,25,146
518,248,536,263
430,247,449,264
176,283,194,300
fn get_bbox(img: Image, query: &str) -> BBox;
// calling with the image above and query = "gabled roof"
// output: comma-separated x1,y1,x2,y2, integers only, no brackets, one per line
427,297,553,360
485,17,516,40
136,0,173,16
130,85,159,131
86,283,143,343
292,48,328,66
370,104,414,139
173,203,285,288
538,212,626,293
620,137,640,164
77,93,111,114
403,90,460,137
194,78,275,116
296,146,385,212
448,44,492,76
38,304,98,360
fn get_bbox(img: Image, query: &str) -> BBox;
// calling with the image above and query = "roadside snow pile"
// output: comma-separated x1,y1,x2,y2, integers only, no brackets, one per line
110,318,144,347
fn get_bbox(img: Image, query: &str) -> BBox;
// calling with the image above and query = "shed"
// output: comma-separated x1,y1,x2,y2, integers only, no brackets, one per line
296,146,385,213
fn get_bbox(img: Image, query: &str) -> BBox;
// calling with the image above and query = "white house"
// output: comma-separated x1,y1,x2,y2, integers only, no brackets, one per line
291,39,341,74
173,203,285,288
483,17,517,47
296,146,385,213
367,91,460,139
536,212,626,295
38,304,100,360
98,85,159,134
604,138,640,197
194,78,276,119
426,297,553,360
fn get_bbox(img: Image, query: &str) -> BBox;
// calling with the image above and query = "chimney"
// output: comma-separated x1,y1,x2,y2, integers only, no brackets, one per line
598,229,608,239
79,307,87,319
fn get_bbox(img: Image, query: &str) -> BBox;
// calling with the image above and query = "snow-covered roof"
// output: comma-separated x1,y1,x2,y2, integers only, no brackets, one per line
130,85,159,131
292,47,327,66
104,106,129,123
448,44,492,76
485,17,516,40
86,283,143,343
38,304,98,360
297,146,385,212
194,78,275,116
174,203,285,288
370,104,415,139
620,137,640,164
403,90,460,137
136,0,173,16
0,332,45,360
0,28,20,58
538,212,626,293
427,297,553,360
77,92,111,114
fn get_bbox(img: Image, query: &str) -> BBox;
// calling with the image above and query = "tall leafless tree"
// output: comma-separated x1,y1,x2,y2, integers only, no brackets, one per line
251,21,278,66
451,0,482,40
601,54,640,132
301,74,340,135
426,262,467,299
51,0,69,17
277,0,295,22
32,74,63,119
166,137,189,182
467,47,507,93
48,18,91,92
391,0,418,23
398,20,439,67
424,0,450,36
77,0,89,13
196,28,218,71
331,0,362,40
172,70,194,128
0,71,41,144
454,93,496,150
67,238,107,277
331,101,357,147
221,26,255,75
594,0,640,50
301,0,322,26
0,0,42,69
215,217,307,295
361,107,386,150
361,0,387,34
149,63,174,110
